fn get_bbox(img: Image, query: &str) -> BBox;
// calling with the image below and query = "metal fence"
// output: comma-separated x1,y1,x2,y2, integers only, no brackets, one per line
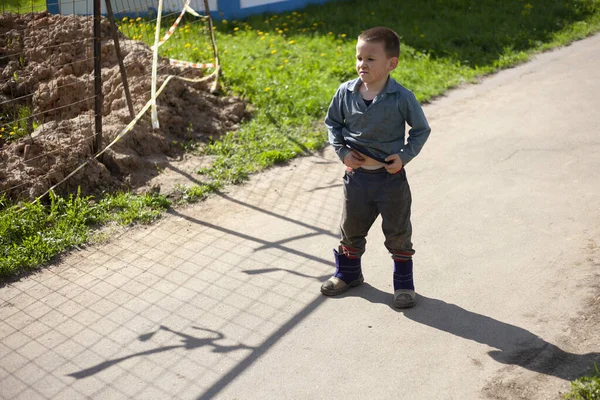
0,0,221,202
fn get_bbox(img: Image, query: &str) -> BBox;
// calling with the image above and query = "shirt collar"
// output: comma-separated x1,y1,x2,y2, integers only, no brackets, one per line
347,76,402,94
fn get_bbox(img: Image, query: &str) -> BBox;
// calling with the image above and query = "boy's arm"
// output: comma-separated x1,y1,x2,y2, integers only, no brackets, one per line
397,92,431,166
325,87,351,162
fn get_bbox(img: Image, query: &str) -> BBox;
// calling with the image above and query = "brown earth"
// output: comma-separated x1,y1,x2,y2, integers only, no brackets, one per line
0,11,249,201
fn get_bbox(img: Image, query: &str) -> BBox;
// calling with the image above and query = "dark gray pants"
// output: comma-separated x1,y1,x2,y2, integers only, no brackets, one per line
340,167,415,259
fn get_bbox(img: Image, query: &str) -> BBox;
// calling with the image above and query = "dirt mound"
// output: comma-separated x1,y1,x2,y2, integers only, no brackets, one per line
0,11,248,201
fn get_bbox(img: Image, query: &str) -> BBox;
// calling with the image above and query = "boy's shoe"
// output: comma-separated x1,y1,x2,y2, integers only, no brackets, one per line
393,289,417,309
321,274,364,296
321,247,363,296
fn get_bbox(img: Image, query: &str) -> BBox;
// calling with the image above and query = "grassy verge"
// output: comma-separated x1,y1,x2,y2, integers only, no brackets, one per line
565,364,600,399
2,0,600,280
0,191,170,280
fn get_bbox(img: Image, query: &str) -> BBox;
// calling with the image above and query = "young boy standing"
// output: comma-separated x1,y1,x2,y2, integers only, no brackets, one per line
322,27,431,308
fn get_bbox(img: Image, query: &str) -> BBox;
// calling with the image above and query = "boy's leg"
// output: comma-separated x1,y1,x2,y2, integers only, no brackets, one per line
321,170,379,296
378,170,417,308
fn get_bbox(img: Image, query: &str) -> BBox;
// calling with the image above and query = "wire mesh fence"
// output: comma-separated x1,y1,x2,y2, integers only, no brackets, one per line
0,0,231,202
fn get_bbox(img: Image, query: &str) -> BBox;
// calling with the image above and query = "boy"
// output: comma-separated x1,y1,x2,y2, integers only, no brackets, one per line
322,27,431,308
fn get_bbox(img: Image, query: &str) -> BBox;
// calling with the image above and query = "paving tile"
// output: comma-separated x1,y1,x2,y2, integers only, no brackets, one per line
15,339,48,360
136,287,166,305
13,387,41,400
8,292,37,311
72,308,102,326
67,374,107,397
3,351,31,373
0,373,28,399
170,286,197,302
71,327,104,348
110,371,148,397
36,329,69,350
70,291,102,309
89,318,120,338
134,384,170,400
52,386,86,400
13,361,48,385
152,279,180,296
52,299,84,318
104,306,137,326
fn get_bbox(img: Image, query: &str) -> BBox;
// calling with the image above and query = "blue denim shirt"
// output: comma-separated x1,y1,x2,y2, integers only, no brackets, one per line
325,76,431,166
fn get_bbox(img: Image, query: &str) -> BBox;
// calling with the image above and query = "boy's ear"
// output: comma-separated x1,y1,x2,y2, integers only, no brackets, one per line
389,57,399,70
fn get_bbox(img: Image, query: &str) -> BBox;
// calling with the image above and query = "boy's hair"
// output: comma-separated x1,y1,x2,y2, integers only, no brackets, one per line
358,27,400,58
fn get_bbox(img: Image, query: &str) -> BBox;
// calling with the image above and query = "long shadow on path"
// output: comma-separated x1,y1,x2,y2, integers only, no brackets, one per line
344,284,600,381
68,326,253,380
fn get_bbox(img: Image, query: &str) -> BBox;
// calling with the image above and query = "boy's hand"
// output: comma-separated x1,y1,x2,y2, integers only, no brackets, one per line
384,154,403,174
343,150,366,169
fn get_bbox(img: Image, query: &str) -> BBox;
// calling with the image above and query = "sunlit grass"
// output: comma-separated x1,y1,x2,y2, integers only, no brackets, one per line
1,0,46,13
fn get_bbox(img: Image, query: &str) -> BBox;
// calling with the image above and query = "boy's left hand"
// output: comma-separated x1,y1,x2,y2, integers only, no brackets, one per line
384,154,403,174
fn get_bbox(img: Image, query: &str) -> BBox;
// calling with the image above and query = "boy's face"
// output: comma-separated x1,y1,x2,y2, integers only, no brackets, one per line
355,39,398,86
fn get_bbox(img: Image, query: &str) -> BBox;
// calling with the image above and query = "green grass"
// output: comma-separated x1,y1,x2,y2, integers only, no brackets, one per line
0,191,170,280
565,364,600,399
2,0,600,281
1,0,46,13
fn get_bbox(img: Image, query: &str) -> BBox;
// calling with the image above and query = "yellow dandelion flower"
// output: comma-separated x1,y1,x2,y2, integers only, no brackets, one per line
279,65,284,69
320,53,325,56
265,87,271,91
136,17,142,22
284,59,289,63
271,49,277,54
9,131,15,135
0,127,4,132
122,16,128,21
260,36,266,40
278,30,283,34
328,31,333,35
341,34,346,37
193,47,198,51
185,43,191,48
258,31,263,35
234,27,239,31
250,66,255,69
288,40,295,44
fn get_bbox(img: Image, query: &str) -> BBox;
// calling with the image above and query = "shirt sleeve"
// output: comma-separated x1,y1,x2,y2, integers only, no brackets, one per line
325,85,351,162
398,91,431,165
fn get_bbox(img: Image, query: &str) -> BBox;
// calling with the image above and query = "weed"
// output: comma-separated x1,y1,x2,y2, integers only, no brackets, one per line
0,105,39,143
565,364,600,399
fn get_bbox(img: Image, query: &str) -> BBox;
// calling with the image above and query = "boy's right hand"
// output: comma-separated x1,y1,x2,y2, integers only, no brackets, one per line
343,150,366,169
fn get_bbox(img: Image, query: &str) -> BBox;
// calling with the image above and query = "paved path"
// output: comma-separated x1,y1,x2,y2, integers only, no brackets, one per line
2,34,600,400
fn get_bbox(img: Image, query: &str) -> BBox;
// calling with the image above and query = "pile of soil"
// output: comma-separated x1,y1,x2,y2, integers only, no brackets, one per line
0,11,248,201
